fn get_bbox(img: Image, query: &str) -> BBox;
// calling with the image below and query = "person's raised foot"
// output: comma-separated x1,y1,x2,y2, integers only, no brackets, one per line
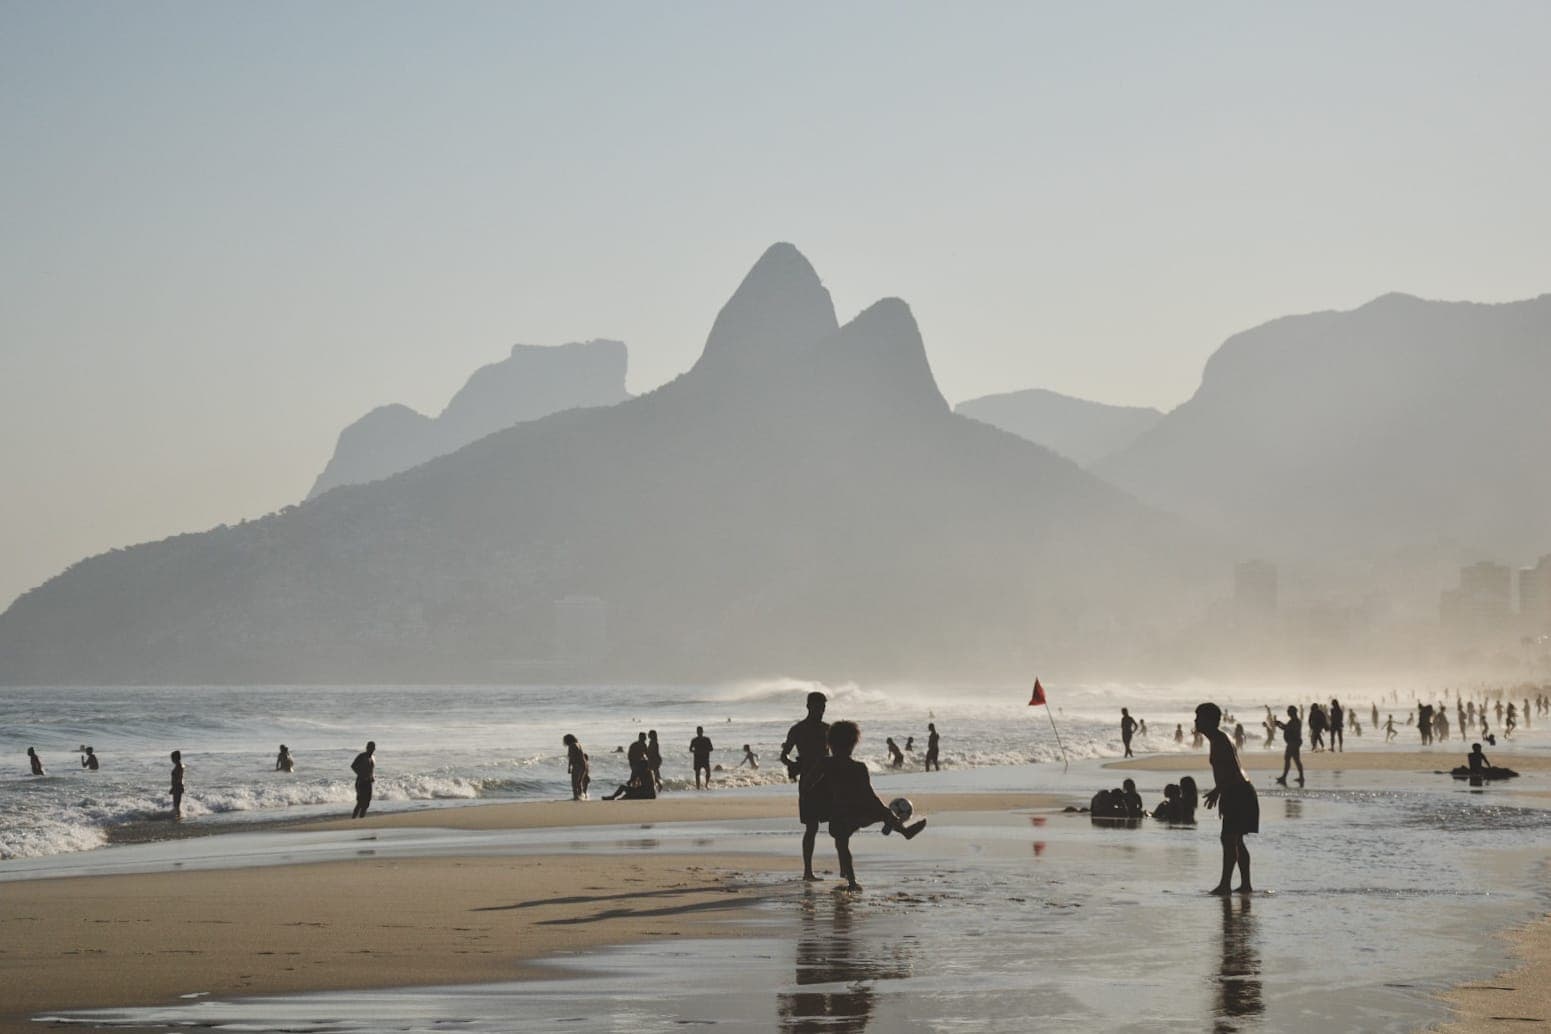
1274,776,1287,786
1296,777,1305,786
902,819,927,840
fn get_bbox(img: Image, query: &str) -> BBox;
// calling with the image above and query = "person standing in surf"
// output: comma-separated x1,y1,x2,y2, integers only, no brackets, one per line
351,740,376,818
1120,708,1138,758
780,691,831,881
1198,703,1257,895
924,722,941,772
28,746,45,776
170,750,185,819
689,726,714,789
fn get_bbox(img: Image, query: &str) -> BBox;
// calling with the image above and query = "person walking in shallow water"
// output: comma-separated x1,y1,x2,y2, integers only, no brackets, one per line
27,746,45,776
81,746,99,770
275,745,294,772
351,741,376,818
689,727,714,789
1121,708,1138,758
1274,706,1304,786
780,691,831,881
1199,703,1257,895
924,722,941,772
170,750,185,818
564,734,589,800
1328,699,1344,753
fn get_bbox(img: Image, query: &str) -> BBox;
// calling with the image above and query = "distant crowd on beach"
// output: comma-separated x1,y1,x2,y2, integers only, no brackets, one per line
559,719,942,804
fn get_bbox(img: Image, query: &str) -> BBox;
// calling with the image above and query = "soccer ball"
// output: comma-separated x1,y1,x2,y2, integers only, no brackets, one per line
888,797,914,823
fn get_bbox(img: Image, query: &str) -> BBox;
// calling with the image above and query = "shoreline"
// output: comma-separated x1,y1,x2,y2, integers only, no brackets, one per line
2,790,1060,1031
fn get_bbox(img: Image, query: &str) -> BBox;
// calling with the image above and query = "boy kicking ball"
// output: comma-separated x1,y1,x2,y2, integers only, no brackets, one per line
825,720,927,891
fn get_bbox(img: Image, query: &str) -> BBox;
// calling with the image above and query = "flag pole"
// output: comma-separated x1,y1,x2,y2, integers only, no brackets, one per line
1046,707,1069,770
1030,678,1070,770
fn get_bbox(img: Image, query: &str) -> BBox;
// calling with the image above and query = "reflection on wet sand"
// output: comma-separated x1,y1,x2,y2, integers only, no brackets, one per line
1214,894,1263,1033
777,895,915,1033
1283,798,1303,821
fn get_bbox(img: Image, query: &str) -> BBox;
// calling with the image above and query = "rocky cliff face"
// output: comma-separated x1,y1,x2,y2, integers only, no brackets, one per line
1095,292,1551,561
0,244,1204,685
307,338,630,499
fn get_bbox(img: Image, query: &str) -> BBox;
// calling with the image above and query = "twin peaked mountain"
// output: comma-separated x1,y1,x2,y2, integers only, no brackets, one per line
0,244,1198,684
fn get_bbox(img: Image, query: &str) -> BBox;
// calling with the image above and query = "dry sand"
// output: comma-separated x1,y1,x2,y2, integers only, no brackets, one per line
1,792,1055,1032
1434,915,1551,1032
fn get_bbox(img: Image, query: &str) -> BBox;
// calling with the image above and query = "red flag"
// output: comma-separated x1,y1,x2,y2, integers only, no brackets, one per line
1029,678,1047,706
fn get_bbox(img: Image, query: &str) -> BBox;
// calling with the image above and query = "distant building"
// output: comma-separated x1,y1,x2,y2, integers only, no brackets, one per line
1441,561,1513,634
1521,554,1551,631
1233,560,1278,624
554,595,608,665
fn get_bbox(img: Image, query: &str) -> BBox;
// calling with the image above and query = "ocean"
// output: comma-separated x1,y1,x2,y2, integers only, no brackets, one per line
0,679,1475,861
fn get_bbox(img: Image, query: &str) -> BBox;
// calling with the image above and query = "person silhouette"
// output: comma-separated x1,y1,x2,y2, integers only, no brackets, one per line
690,726,714,789
1198,703,1257,895
1274,706,1304,786
924,722,941,772
780,691,831,881
824,721,926,891
1121,708,1138,758
27,746,45,776
647,730,664,791
350,741,376,818
170,750,185,818
80,746,99,770
739,744,759,769
1179,775,1200,823
886,737,904,769
564,734,590,800
275,745,294,772
1328,699,1344,753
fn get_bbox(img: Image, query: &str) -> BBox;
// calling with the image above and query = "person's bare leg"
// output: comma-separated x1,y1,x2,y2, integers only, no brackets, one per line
1294,753,1305,783
802,821,820,880
1234,840,1253,893
1210,834,1234,895
835,835,859,891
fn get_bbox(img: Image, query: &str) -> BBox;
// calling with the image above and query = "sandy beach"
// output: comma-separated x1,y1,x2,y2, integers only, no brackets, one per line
7,748,1551,1032
1,791,1055,1032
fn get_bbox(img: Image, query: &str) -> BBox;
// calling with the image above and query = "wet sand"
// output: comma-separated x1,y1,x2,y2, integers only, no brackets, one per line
1108,748,1551,774
2,792,1056,1032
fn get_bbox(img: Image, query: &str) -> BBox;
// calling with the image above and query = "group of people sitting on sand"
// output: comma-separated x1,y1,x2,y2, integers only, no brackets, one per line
1078,775,1201,823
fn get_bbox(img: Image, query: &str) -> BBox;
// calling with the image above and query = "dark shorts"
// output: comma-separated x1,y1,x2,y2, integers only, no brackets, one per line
1219,781,1259,837
798,771,831,824
693,757,711,771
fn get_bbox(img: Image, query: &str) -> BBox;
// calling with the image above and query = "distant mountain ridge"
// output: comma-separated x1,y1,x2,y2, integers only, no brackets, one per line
0,244,1203,685
955,389,1162,466
1095,291,1551,561
307,338,630,499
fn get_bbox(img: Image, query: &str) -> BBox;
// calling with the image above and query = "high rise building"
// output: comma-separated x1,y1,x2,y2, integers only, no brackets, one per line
1441,561,1513,634
1520,554,1551,632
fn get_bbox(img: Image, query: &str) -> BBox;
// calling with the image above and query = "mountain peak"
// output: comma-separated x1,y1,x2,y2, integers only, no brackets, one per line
691,243,839,378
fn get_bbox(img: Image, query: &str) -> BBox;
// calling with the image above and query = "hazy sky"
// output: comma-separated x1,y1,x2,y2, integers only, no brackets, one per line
3,1,1549,609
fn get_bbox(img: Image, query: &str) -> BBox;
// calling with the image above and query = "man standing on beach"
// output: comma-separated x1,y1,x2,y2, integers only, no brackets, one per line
689,726,714,789
780,691,830,881
1198,703,1257,895
1274,706,1303,786
351,741,376,818
170,750,185,818
1120,708,1138,758
924,722,941,771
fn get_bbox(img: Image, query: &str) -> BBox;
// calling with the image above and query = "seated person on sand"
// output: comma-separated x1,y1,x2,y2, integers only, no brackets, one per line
1121,779,1144,819
1468,742,1490,772
1178,775,1199,822
825,720,926,891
